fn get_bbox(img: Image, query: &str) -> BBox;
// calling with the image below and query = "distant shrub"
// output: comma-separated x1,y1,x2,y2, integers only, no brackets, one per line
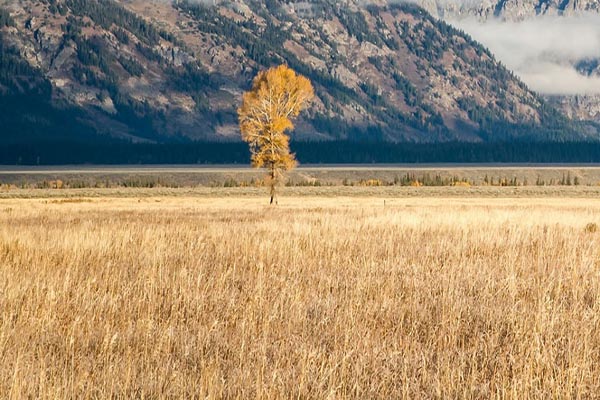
223,178,240,188
585,223,598,234
250,178,265,187
452,181,471,188
359,179,383,187
37,180,64,189
121,177,163,188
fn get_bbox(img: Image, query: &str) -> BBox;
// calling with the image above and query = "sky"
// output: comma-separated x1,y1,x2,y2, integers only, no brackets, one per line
449,14,600,95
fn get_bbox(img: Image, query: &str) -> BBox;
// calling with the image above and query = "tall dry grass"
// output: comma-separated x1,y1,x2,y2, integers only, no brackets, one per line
1,195,600,398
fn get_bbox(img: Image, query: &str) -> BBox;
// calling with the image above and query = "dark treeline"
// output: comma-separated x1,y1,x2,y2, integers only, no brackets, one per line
4,141,600,165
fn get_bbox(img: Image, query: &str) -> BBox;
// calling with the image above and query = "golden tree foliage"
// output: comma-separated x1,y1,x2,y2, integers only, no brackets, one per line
238,65,314,203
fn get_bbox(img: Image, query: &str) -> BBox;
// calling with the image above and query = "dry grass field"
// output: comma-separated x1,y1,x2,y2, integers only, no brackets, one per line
2,190,600,398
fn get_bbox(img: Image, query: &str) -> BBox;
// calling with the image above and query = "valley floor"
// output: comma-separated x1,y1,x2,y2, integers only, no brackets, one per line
1,190,600,397
3,185,600,199
4,165,600,189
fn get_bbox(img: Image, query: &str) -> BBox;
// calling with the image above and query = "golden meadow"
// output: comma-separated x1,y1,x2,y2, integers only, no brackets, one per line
1,191,600,398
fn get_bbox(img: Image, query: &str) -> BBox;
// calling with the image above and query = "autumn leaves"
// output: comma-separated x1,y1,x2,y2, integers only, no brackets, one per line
238,65,314,204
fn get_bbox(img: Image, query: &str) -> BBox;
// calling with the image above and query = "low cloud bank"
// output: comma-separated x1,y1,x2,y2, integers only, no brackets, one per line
452,14,600,95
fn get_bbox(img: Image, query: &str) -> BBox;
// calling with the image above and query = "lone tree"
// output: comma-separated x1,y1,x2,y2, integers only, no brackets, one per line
238,65,314,204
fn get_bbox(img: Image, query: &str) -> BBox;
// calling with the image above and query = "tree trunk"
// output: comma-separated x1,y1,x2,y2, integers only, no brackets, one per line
270,167,276,205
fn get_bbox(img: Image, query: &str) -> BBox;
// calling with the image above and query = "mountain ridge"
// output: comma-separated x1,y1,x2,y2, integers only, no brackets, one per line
411,0,600,123
415,0,600,20
0,0,585,143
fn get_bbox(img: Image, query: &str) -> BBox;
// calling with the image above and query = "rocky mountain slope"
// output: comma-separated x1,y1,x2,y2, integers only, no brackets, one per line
0,0,579,143
418,0,600,20
414,0,600,123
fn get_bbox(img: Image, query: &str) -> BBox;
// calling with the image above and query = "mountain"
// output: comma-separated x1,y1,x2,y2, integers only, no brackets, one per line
0,0,582,144
414,0,600,124
418,0,600,20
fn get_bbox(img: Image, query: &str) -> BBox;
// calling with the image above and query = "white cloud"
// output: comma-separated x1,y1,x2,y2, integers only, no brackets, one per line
451,13,600,95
